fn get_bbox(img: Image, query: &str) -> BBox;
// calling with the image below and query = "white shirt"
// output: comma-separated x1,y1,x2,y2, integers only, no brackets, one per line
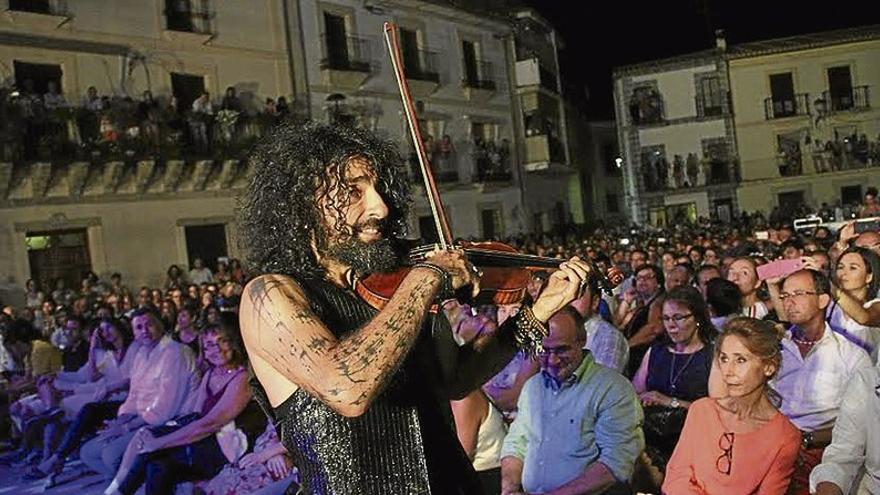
741,300,769,319
472,401,507,472
189,267,214,285
117,335,200,425
583,314,629,374
773,323,872,432
827,300,880,364
810,364,880,494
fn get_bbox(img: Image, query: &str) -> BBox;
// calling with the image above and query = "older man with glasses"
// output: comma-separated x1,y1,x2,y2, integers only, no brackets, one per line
500,307,643,495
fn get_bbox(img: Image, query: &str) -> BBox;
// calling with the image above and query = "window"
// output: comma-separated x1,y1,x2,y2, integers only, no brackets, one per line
184,224,227,272
481,208,503,239
769,73,796,118
698,76,724,117
418,215,440,244
827,66,854,111
400,27,438,82
841,185,863,207
164,0,212,34
627,86,664,125
14,60,62,95
602,143,619,174
605,193,619,213
171,72,206,113
26,228,91,295
323,13,350,70
9,0,51,14
461,40,494,90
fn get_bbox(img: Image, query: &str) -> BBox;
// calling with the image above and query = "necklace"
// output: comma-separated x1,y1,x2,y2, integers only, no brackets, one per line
669,349,697,394
791,329,821,346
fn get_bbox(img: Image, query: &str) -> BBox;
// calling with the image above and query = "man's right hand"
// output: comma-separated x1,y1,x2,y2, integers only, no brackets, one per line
423,249,479,295
532,257,593,322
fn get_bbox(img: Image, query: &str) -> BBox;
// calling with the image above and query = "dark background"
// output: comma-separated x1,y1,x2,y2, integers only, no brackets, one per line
527,0,879,119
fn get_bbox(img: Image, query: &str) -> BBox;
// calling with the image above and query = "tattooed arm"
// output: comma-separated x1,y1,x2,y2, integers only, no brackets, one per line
240,252,474,418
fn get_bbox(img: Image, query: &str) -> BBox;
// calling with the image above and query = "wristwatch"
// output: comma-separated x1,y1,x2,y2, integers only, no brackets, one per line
669,398,681,409
802,431,814,450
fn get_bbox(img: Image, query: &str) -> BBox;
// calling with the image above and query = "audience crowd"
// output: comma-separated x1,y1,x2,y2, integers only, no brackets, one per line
4,188,880,494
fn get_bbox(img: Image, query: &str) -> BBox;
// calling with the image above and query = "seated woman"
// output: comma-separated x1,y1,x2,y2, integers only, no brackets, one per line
106,313,265,495
664,317,801,494
727,257,769,319
632,286,715,486
27,318,137,480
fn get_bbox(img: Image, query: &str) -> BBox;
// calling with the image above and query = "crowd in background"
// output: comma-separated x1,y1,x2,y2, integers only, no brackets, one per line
3,188,880,494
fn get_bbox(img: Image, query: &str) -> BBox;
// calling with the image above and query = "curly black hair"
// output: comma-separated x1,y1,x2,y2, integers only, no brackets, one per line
238,120,411,279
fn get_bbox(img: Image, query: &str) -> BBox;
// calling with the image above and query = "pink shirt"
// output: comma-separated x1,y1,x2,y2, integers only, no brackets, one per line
663,398,801,495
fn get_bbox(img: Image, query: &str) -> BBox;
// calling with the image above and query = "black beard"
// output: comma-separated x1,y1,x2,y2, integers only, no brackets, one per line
324,237,400,275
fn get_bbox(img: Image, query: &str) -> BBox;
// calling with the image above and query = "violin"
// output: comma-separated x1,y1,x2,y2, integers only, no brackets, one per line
353,23,622,311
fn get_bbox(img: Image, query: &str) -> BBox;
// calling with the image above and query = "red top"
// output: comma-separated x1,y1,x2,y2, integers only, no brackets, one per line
663,397,801,495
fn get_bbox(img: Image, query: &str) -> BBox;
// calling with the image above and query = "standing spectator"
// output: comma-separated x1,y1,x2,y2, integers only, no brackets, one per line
189,257,214,285
500,307,644,495
24,278,44,310
190,91,213,152
215,260,232,285
827,246,880,362
859,187,880,218
275,96,290,120
164,264,186,291
51,278,73,307
220,87,242,112
42,81,67,110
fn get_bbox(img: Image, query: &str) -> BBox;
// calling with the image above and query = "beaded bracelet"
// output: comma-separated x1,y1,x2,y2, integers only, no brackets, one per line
513,305,549,356
412,262,455,300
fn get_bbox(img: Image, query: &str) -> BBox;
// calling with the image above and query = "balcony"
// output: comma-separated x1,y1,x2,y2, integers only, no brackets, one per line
641,156,739,193
473,140,512,183
515,58,558,94
821,85,871,113
524,133,567,172
319,35,374,90
403,49,441,97
763,93,810,120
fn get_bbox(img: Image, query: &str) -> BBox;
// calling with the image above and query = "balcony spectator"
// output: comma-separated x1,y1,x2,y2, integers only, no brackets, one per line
276,96,290,120
220,87,242,113
188,257,213,285
264,97,276,116
190,91,213,152
81,86,104,112
42,81,67,110
686,152,700,187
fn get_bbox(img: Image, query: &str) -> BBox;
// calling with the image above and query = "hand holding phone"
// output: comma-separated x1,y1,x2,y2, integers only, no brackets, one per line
854,218,880,234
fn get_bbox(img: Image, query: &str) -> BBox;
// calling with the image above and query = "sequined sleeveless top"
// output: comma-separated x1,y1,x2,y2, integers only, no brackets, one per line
254,276,483,495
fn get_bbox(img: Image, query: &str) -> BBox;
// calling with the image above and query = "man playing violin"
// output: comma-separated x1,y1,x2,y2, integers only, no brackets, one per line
239,121,594,495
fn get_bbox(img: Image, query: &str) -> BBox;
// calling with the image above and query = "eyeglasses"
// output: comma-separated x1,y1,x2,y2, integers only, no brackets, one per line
778,290,819,300
716,432,735,475
661,313,693,323
636,273,656,281
538,346,574,358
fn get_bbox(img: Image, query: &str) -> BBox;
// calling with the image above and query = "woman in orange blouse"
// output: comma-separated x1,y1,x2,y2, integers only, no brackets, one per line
663,317,801,495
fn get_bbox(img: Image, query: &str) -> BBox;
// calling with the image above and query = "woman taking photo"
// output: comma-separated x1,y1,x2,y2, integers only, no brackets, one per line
105,313,265,495
827,246,880,362
664,317,801,494
632,286,715,487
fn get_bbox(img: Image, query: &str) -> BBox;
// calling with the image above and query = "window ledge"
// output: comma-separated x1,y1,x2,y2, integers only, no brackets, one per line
161,29,214,45
3,9,71,30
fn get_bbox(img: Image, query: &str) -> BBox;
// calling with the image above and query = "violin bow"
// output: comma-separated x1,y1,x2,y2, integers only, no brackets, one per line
383,22,454,250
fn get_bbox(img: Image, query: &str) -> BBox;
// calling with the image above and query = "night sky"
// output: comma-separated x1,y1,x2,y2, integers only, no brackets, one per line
528,0,879,119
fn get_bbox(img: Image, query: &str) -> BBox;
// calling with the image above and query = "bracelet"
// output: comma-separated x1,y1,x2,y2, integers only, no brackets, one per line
513,306,549,356
412,262,454,300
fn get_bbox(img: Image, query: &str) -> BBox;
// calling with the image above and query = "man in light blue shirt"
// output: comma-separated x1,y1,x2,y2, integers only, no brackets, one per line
500,307,644,495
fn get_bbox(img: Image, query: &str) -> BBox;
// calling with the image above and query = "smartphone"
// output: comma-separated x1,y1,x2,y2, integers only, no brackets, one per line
657,237,667,244
854,219,880,234
757,259,804,281
619,238,631,246
754,231,770,240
